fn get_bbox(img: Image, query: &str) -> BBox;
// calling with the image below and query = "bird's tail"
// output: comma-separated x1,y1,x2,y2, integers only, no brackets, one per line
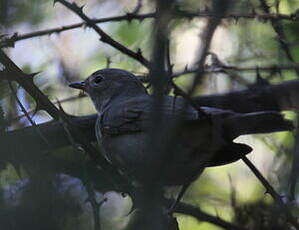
223,111,293,139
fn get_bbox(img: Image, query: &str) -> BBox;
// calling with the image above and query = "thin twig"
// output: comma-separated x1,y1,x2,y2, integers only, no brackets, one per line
7,94,86,125
171,63,299,79
259,0,299,76
177,9,299,22
8,81,50,146
85,180,102,230
171,0,230,118
187,0,230,100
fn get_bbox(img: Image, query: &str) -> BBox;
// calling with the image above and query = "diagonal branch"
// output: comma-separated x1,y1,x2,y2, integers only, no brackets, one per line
0,49,131,192
259,0,299,76
259,0,299,203
242,156,299,229
55,0,150,68
187,0,230,98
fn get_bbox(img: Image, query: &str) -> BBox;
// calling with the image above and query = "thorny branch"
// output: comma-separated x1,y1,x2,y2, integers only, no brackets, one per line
8,81,50,146
0,13,155,48
55,0,151,68
259,0,297,69
242,156,299,229
186,0,229,98
258,0,299,205
2,10,299,48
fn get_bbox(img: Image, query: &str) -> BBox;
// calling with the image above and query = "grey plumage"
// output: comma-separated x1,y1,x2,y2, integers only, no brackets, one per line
69,68,293,186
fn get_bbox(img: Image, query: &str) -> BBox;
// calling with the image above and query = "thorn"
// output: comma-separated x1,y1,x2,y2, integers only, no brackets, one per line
79,4,85,12
99,197,108,206
106,57,111,68
255,66,262,78
27,72,41,79
121,192,128,198
214,208,220,219
126,12,134,22
79,90,86,97
53,0,59,6
184,64,188,72
137,48,143,57
275,0,280,14
82,22,88,30
169,64,174,73
11,32,18,40
233,16,239,24
251,67,270,88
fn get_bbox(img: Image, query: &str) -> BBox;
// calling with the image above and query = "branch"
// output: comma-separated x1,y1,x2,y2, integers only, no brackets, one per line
7,94,86,126
0,12,155,48
164,199,248,230
55,0,150,68
242,156,299,229
177,8,299,22
172,63,299,78
2,10,299,48
0,49,130,192
259,0,299,200
187,0,229,97
195,79,299,112
259,0,299,76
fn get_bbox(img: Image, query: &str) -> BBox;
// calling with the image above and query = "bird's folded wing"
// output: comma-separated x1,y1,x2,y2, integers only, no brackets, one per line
100,96,200,135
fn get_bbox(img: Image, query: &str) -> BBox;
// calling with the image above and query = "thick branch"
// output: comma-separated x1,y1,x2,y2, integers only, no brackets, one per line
0,50,130,191
195,79,299,113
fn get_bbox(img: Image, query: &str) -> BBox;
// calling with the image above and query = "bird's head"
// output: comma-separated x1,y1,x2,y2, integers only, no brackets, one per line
69,68,147,112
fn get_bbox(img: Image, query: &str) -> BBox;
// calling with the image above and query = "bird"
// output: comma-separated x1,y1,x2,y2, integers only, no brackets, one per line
69,68,293,187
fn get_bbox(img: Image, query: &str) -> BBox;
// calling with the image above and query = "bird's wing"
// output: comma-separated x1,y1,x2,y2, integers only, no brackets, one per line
100,95,201,136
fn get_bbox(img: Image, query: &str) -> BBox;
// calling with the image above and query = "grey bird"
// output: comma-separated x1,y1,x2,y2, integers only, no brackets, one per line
69,68,293,186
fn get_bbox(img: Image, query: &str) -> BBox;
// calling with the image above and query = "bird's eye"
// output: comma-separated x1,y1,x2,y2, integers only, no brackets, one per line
94,76,103,84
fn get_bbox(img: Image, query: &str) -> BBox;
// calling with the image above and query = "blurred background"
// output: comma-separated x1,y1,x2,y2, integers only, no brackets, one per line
0,0,299,229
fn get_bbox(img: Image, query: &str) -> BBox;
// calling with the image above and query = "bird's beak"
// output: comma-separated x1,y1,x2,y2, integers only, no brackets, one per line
69,81,86,90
